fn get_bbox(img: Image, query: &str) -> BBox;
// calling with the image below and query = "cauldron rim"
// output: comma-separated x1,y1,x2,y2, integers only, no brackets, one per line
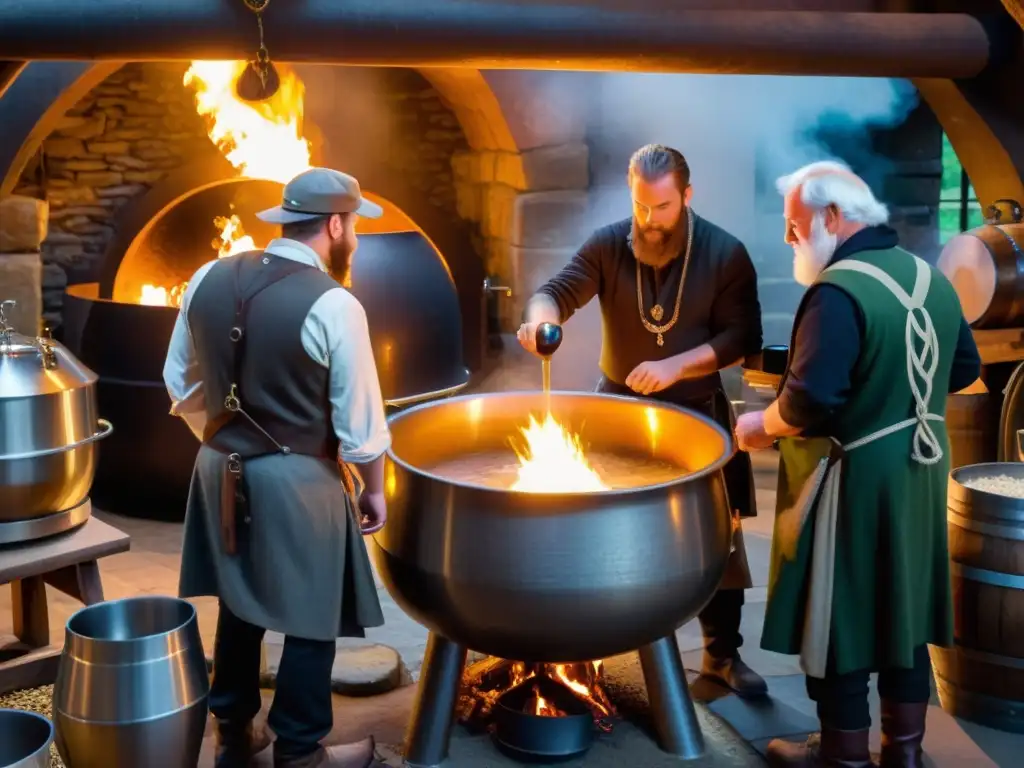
65,595,197,644
385,389,734,499
0,708,54,765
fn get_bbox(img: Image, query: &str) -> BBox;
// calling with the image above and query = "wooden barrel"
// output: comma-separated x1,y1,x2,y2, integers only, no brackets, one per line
931,462,1024,734
947,390,998,470
936,223,1024,329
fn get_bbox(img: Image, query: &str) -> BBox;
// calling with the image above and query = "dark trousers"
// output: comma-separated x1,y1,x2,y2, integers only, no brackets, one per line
807,644,932,731
698,588,744,659
209,601,337,758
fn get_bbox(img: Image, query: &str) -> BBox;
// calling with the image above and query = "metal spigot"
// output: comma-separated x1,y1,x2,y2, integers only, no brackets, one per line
39,330,57,369
0,299,15,349
483,277,512,298
535,322,563,358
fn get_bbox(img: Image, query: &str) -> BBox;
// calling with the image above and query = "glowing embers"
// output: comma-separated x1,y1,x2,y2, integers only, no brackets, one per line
459,658,615,760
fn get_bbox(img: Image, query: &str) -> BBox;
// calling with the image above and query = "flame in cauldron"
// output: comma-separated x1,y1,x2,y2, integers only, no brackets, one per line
510,413,607,494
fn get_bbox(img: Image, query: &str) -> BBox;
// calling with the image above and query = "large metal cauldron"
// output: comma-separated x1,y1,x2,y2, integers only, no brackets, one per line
0,298,111,542
374,391,734,663
0,709,53,768
52,596,209,767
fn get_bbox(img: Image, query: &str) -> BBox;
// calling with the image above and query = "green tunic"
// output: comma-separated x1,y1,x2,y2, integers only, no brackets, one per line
760,246,962,675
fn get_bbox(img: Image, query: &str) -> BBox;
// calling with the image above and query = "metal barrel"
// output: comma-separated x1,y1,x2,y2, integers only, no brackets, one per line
0,709,54,768
931,462,1024,734
52,596,210,767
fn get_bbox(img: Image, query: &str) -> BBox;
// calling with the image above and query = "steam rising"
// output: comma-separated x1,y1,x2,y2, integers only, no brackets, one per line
586,74,919,246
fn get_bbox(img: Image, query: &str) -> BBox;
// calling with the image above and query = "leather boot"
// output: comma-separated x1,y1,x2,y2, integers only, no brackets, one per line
214,720,273,768
766,728,873,767
274,736,385,768
701,651,769,698
880,700,927,767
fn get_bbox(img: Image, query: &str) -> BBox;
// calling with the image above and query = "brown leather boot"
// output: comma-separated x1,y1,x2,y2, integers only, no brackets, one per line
214,720,273,767
880,700,927,767
766,728,873,767
273,736,384,768
701,652,769,698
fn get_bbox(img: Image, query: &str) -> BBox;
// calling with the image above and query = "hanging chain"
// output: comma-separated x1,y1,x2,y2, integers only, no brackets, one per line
242,0,272,88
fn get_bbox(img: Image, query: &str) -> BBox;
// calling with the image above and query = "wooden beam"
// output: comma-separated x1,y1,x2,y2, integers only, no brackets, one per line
0,1,995,79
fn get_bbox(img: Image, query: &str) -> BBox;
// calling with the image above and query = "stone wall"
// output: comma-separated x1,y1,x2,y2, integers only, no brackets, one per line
13,62,219,329
296,66,468,232
451,72,594,330
0,196,48,336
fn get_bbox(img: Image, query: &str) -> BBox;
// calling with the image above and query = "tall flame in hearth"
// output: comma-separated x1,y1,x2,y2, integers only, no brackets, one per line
139,61,313,304
184,60,312,183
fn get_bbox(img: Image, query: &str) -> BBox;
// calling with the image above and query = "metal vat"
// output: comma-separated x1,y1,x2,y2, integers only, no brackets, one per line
0,709,53,768
374,390,734,663
0,298,111,539
52,596,209,768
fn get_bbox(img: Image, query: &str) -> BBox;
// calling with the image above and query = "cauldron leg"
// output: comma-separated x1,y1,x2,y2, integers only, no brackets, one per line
404,632,467,768
638,633,705,759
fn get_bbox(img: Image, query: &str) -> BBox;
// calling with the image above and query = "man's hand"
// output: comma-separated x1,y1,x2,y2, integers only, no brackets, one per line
625,359,681,395
358,491,387,535
516,322,543,357
735,410,775,452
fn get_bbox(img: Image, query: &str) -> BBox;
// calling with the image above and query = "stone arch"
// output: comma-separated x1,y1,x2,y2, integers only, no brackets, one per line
913,78,1024,208
0,61,121,195
1002,1,1024,30
1,63,527,195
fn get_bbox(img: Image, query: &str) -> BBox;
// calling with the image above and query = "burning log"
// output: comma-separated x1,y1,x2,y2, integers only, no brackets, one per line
458,657,616,729
0,1,999,79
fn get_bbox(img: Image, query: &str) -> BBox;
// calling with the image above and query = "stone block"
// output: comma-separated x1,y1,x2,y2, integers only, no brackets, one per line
48,186,98,206
204,642,408,697
511,190,590,249
56,114,107,140
0,196,49,253
86,141,131,155
77,171,124,187
44,137,87,159
0,253,43,335
479,183,518,242
513,142,590,192
453,181,482,223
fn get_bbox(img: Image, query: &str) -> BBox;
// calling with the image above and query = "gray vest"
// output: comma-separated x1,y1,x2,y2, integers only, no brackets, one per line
187,251,341,459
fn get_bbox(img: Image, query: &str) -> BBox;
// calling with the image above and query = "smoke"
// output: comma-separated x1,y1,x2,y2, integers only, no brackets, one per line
585,74,919,244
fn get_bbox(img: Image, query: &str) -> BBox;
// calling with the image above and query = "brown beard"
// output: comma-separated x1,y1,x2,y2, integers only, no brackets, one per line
328,237,355,288
630,210,689,268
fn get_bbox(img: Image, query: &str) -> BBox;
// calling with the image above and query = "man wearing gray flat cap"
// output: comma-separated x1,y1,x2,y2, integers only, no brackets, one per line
163,167,390,768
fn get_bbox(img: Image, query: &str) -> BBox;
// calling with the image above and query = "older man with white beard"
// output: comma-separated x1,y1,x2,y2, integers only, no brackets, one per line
734,161,980,768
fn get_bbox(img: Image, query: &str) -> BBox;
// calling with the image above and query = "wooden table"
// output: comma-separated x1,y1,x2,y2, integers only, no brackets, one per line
0,515,130,694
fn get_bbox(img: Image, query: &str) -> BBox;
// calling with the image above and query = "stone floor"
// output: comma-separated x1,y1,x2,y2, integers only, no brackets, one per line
2,339,1023,766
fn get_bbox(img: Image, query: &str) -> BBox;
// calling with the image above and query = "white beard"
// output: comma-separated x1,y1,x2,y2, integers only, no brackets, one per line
793,212,838,286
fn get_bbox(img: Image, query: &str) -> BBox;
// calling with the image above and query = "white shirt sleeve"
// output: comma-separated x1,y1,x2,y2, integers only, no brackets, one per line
302,288,391,464
162,261,217,441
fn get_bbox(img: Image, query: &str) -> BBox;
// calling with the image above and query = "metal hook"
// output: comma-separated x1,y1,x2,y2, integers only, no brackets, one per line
0,299,15,346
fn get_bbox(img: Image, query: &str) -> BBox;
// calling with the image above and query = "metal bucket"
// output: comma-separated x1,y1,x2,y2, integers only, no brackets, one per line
0,709,53,768
52,596,210,767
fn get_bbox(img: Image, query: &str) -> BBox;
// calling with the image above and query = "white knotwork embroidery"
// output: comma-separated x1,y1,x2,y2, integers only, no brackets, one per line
823,257,944,465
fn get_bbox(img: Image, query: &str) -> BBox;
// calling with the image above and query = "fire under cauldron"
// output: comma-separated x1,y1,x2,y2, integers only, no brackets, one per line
375,390,734,766
61,174,469,520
